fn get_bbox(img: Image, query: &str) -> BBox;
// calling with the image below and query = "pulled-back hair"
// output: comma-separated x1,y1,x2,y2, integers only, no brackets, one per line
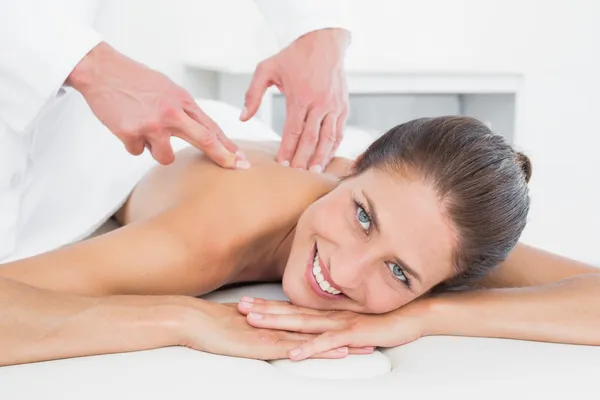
353,116,531,290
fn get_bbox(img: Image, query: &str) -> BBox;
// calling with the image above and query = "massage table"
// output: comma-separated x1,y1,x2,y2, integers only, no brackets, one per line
1,97,599,398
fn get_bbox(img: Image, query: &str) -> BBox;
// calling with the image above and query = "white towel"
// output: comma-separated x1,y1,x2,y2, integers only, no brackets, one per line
4,93,374,262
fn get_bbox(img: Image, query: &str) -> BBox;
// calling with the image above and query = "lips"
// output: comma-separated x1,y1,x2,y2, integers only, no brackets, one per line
305,243,344,300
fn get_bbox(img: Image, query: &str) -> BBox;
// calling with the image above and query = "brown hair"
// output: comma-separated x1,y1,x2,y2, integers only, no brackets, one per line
353,116,531,290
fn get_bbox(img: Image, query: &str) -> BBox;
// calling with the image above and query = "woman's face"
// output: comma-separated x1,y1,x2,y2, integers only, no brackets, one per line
282,167,457,314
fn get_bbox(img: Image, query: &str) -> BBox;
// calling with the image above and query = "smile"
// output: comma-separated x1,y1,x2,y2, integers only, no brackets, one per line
306,243,343,298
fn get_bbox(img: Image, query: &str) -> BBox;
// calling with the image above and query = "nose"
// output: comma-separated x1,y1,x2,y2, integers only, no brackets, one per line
328,247,375,292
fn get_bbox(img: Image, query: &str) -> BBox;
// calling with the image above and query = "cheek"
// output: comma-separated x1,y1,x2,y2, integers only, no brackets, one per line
362,272,418,313
309,192,349,235
365,286,416,313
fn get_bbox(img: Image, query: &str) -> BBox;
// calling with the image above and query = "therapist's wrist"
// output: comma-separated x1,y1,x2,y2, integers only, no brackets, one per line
66,41,113,92
296,28,351,58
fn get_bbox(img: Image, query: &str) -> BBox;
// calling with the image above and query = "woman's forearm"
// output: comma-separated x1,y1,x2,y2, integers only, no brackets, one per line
426,274,600,345
0,277,190,366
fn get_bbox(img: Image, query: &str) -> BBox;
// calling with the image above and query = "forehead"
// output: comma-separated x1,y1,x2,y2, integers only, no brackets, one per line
347,168,457,285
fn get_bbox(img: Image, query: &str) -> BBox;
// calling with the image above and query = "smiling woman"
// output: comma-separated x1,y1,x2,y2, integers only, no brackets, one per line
281,116,531,314
1,115,597,367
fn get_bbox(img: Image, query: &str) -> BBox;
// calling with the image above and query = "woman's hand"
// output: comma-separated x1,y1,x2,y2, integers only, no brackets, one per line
178,300,373,360
237,297,430,361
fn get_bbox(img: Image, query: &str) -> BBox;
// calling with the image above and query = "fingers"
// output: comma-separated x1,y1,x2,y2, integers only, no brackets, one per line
146,133,175,165
290,110,324,170
174,111,248,169
330,108,348,163
348,346,376,355
277,107,343,170
289,331,350,361
276,101,306,166
185,105,239,155
237,297,326,316
308,113,337,172
123,135,145,156
304,346,374,359
245,311,343,334
241,61,274,122
311,347,349,359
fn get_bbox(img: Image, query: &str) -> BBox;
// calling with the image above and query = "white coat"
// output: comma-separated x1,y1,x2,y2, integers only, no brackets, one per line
0,0,351,261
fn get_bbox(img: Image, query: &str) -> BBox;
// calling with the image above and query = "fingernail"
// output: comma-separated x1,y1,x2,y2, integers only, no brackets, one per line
337,347,349,353
240,301,253,309
239,106,248,120
235,150,247,160
235,159,251,169
289,348,302,357
280,160,290,167
309,165,323,174
248,312,263,319
241,296,254,302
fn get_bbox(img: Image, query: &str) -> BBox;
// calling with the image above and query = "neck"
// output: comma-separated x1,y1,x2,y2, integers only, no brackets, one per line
231,223,296,285
269,225,296,279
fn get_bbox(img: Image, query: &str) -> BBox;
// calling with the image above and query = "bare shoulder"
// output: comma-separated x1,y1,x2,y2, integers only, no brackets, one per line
116,141,346,225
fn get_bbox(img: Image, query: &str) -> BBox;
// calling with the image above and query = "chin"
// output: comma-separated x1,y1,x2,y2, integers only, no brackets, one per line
281,271,311,307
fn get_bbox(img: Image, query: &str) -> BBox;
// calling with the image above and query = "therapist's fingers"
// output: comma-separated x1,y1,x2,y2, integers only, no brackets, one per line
145,133,175,165
308,113,337,172
277,102,307,166
174,111,247,169
122,135,146,156
184,103,240,155
329,109,348,164
290,110,324,170
241,61,276,122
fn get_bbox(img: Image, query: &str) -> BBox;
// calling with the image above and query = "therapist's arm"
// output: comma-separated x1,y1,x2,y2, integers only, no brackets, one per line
425,244,600,345
65,42,245,168
0,2,244,169
244,0,352,171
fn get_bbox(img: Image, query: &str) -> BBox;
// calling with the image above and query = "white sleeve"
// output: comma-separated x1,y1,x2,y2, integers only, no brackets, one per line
252,0,352,49
0,1,102,133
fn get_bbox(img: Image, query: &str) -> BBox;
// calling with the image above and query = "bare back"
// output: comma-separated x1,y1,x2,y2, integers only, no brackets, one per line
0,141,351,298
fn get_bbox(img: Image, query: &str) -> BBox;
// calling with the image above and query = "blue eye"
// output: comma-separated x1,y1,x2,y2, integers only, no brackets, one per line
356,205,371,231
387,262,407,282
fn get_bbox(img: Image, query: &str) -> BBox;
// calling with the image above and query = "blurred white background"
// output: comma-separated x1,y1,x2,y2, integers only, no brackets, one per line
93,0,600,265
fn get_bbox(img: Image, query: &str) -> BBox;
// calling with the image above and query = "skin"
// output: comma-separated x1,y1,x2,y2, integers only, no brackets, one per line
0,141,451,310
0,139,454,365
241,28,351,171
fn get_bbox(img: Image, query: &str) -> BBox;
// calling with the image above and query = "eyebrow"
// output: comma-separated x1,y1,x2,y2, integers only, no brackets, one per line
361,189,422,284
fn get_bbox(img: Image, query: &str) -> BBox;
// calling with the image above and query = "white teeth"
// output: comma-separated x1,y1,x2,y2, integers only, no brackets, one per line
312,249,342,295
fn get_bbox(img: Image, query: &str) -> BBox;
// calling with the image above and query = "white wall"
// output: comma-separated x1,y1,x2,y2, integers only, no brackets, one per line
94,0,600,264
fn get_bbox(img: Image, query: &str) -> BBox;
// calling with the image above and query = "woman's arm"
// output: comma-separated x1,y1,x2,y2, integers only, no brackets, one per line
237,244,600,359
0,199,229,297
424,243,600,345
0,276,322,366
0,276,190,366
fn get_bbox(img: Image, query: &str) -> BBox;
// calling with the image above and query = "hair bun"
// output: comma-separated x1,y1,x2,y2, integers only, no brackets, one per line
515,152,532,183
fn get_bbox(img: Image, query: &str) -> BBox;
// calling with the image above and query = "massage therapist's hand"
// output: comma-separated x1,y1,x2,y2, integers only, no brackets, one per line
240,29,351,172
67,42,248,168
237,298,431,361
179,301,367,360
